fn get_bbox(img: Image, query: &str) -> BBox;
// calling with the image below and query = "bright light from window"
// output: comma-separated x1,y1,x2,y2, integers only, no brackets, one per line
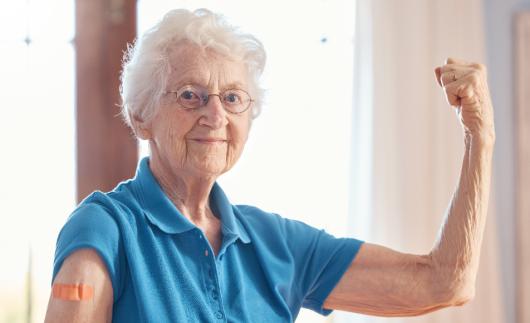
0,1,75,322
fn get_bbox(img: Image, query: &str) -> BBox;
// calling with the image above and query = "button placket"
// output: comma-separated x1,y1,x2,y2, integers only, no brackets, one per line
200,235,225,321
214,311,224,319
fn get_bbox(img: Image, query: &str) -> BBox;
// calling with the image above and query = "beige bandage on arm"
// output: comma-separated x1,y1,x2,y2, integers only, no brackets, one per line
44,249,113,323
52,283,94,301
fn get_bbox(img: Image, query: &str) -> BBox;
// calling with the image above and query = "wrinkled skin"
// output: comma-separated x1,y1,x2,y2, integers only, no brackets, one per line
44,43,255,323
134,43,255,254
45,55,496,321
323,58,495,316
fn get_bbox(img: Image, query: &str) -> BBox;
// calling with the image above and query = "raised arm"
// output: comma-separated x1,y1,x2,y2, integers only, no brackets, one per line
44,249,114,323
323,58,495,316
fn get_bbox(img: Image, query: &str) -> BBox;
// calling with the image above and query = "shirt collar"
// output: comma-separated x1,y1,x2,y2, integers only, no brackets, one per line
132,157,250,244
209,181,251,244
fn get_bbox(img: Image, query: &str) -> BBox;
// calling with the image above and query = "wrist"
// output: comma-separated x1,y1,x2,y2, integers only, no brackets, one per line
465,128,495,145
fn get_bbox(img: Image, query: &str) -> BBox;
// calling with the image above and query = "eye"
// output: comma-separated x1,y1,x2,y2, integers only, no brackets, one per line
176,87,203,109
223,91,243,105
180,90,199,101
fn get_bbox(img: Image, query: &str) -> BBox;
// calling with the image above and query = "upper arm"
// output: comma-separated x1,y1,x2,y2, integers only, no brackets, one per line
44,248,113,323
323,243,463,317
275,216,363,315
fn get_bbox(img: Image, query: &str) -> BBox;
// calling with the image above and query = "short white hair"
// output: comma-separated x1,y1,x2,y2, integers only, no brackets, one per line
120,8,266,128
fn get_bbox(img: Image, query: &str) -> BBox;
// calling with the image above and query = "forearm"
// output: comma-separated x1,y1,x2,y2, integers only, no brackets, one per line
428,132,495,302
326,59,496,316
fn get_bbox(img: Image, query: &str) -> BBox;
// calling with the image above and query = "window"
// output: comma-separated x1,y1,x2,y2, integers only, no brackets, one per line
0,1,75,322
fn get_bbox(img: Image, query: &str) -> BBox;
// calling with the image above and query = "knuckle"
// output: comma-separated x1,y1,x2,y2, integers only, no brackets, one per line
469,72,481,83
472,63,487,75
480,65,488,76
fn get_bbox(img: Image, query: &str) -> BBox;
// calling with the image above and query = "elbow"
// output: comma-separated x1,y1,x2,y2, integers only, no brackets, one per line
435,277,476,308
425,261,476,309
425,253,477,309
409,283,474,317
450,282,475,306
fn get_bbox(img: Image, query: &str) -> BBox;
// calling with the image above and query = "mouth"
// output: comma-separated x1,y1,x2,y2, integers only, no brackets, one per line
189,138,228,145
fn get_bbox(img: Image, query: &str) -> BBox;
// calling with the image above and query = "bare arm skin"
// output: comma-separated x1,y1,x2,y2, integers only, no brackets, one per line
324,58,495,316
44,249,113,323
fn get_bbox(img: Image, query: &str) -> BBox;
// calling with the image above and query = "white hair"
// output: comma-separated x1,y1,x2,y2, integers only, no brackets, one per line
120,8,266,128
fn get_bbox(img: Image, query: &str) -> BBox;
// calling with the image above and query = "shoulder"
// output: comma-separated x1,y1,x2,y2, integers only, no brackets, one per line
61,191,124,240
66,181,141,230
62,192,120,236
58,178,145,250
233,204,323,241
234,204,285,231
84,180,139,213
234,204,281,222
57,183,142,262
56,190,124,259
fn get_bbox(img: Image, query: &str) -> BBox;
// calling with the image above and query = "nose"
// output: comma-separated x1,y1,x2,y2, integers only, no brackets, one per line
199,94,228,129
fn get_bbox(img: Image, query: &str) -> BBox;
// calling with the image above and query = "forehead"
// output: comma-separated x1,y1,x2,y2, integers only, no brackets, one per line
167,43,249,89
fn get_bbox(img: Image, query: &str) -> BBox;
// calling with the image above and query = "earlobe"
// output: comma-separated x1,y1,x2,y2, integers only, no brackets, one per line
137,127,152,140
131,114,152,140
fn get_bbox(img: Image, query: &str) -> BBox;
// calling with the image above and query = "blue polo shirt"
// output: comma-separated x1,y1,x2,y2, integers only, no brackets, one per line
52,157,363,322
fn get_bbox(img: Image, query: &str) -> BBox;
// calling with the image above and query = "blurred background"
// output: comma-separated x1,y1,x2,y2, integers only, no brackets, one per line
0,0,528,322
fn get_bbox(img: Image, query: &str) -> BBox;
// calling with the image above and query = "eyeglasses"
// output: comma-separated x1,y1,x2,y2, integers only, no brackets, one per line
166,84,254,114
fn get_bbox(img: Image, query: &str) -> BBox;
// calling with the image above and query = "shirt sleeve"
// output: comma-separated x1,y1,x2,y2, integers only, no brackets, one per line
52,198,124,302
282,218,364,316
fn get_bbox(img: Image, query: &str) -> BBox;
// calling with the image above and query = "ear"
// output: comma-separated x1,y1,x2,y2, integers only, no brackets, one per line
130,113,152,140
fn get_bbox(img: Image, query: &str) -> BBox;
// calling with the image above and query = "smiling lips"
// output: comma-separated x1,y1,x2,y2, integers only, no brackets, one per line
189,138,228,144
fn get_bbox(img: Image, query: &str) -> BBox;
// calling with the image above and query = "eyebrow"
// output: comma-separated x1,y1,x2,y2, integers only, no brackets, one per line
221,82,247,90
171,79,247,91
171,77,203,89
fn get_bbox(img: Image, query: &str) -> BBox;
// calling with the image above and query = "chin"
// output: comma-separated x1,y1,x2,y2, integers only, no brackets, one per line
191,160,228,177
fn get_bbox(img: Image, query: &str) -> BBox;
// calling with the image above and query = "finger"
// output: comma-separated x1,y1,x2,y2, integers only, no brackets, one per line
445,57,472,66
441,71,467,87
435,67,442,86
443,77,472,107
440,71,460,86
445,89,461,107
439,64,475,75
440,67,476,86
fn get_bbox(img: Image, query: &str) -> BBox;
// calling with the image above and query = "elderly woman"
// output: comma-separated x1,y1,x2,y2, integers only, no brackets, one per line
45,8,495,323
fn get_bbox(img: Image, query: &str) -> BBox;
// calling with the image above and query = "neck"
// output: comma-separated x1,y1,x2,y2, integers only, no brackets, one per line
148,155,218,224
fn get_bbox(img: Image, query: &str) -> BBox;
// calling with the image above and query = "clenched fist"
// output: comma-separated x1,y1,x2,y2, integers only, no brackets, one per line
435,58,495,143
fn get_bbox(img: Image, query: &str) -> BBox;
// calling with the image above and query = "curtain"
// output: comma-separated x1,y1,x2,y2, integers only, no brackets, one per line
336,0,506,322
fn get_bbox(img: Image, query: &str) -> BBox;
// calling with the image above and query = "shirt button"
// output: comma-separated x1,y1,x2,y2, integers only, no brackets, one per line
215,311,224,319
204,249,209,257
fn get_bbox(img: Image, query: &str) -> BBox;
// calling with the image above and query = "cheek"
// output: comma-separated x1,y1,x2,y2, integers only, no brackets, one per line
153,113,195,158
165,126,186,154
227,119,251,161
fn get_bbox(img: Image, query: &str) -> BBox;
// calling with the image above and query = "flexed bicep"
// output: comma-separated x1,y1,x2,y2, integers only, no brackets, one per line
322,243,468,317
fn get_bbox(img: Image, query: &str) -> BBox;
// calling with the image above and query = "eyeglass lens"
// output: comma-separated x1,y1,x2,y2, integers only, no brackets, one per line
176,85,251,113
